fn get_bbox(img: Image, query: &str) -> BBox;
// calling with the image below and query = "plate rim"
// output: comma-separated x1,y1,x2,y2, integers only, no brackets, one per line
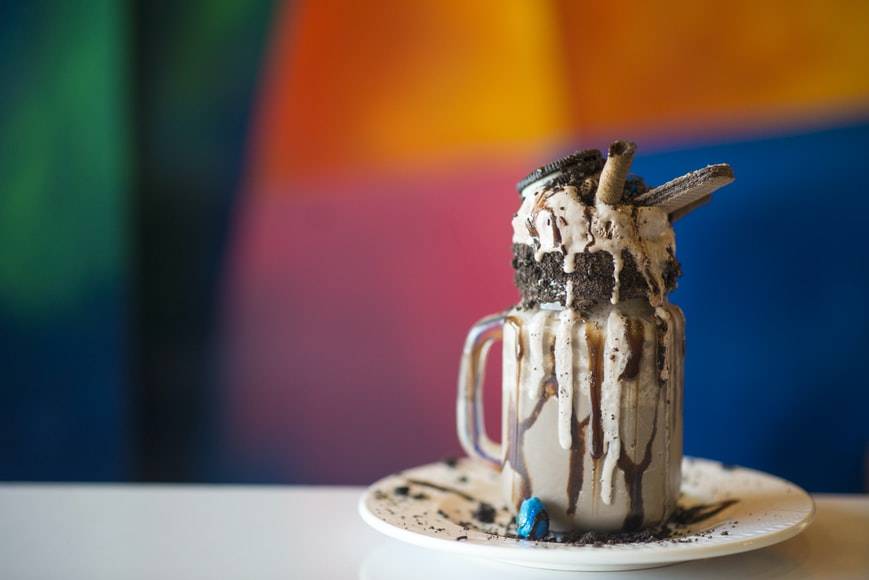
358,457,816,567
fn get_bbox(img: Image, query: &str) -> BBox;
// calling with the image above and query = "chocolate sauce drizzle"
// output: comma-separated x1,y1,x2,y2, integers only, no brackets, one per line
507,377,556,509
404,479,477,502
586,326,605,459
549,214,562,247
617,394,661,531
505,329,557,509
620,319,645,381
654,314,669,381
504,316,524,507
669,499,739,525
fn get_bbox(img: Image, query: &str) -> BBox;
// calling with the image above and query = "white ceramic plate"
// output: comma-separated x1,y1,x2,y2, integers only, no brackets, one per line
358,457,814,572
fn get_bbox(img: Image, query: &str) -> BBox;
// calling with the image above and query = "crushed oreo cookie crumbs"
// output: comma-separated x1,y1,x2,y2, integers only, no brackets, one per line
473,502,497,524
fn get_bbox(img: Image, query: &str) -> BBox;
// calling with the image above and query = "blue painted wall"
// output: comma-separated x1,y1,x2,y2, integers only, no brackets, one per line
635,122,869,492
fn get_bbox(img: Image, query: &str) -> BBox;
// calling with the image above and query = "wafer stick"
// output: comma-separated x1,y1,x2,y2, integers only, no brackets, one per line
596,141,637,205
634,164,734,220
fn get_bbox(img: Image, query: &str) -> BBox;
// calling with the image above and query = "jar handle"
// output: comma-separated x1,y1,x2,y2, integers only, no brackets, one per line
456,313,505,467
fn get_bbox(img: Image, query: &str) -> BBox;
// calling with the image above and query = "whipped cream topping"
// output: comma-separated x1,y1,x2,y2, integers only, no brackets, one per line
511,183,676,306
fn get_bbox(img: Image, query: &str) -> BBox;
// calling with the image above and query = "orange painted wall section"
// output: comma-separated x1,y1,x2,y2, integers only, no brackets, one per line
248,0,869,190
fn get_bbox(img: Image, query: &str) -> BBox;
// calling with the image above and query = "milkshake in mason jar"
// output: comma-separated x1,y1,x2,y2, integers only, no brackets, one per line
457,142,733,533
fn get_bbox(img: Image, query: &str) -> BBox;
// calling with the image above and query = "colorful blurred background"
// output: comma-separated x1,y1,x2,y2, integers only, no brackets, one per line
1,1,868,492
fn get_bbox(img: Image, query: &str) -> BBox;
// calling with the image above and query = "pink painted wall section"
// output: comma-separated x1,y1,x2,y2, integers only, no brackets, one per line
220,164,528,483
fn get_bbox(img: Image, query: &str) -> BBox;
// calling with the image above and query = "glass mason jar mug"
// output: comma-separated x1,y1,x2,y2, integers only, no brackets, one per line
457,299,684,532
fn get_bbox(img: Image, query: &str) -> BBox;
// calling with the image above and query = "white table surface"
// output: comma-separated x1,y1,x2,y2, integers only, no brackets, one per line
0,486,866,579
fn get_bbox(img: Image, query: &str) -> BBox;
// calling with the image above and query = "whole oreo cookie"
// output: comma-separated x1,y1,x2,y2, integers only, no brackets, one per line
515,149,605,195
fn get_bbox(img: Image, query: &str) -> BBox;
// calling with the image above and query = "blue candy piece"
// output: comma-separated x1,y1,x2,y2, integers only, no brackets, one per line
516,496,549,540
